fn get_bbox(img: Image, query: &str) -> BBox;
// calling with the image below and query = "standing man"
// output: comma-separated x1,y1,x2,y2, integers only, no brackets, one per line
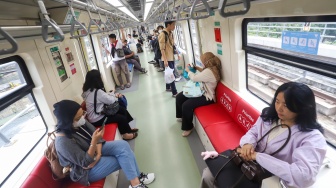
104,28,131,90
159,21,178,97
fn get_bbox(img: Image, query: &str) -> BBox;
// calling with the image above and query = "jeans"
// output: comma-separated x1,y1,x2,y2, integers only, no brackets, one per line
88,140,140,182
166,61,177,95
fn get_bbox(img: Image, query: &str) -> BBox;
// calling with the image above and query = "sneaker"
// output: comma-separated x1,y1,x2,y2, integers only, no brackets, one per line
176,118,182,122
157,68,164,72
129,183,147,188
172,93,178,98
175,76,182,82
166,88,171,92
140,69,148,74
148,60,156,64
139,172,155,185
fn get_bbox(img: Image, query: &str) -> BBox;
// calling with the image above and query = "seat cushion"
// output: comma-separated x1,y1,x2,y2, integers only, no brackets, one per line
205,123,246,153
194,104,234,129
63,179,105,188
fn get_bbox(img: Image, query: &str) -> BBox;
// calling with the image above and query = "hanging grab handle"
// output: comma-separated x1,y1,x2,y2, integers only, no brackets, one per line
98,12,109,32
218,0,251,18
176,3,190,21
87,8,103,34
68,1,88,39
190,0,213,20
0,28,18,55
38,0,64,43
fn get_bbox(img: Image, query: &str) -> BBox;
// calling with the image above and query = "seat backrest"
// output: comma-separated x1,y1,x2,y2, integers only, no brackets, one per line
215,82,241,118
234,98,260,132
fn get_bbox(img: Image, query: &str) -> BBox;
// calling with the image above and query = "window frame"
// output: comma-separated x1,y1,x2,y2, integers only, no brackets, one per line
242,15,336,148
0,55,47,186
0,55,35,111
242,15,336,81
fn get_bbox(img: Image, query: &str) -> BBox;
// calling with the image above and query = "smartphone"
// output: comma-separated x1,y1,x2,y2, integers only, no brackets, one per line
99,117,108,131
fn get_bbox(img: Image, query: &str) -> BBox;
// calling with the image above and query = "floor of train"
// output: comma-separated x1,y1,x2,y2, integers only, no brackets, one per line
116,47,207,188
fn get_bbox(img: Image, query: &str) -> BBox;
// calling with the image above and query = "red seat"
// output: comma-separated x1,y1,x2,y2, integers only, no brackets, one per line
205,122,246,152
194,104,233,128
21,123,117,188
194,82,261,153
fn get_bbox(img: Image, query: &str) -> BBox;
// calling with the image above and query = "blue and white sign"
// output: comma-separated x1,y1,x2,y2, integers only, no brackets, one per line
281,31,320,55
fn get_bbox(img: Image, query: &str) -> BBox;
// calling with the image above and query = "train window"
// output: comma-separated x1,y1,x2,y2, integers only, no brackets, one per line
0,56,46,185
243,16,336,147
174,24,186,50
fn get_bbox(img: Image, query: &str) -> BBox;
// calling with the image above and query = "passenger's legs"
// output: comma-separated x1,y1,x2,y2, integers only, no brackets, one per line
88,140,140,182
167,61,177,95
112,62,124,87
120,59,131,85
181,96,214,131
176,92,188,118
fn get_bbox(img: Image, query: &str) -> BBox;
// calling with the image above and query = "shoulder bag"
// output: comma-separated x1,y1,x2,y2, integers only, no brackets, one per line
206,124,291,188
94,89,119,116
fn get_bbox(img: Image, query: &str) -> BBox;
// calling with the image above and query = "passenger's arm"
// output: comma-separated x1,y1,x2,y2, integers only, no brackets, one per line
121,28,126,42
125,51,134,59
97,90,117,104
256,133,327,188
188,69,215,83
239,117,262,148
158,33,168,67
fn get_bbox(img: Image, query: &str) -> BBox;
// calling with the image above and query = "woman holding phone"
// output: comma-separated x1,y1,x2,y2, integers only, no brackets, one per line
82,69,138,140
53,100,155,188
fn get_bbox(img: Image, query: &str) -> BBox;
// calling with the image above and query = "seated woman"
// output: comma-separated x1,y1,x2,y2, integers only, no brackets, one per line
200,82,327,188
136,39,143,53
53,100,155,188
82,70,138,140
176,52,221,137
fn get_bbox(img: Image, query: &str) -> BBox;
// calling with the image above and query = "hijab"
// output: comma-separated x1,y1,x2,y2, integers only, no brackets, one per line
53,100,81,136
200,52,221,81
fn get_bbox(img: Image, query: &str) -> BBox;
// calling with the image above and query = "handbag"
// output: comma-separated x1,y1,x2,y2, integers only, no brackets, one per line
182,80,204,98
116,48,125,58
94,89,119,116
206,124,291,187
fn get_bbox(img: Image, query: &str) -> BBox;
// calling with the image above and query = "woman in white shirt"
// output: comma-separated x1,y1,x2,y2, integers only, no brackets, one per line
175,52,222,137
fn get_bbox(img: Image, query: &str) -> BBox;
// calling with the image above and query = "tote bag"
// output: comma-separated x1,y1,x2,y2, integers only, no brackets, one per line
165,67,175,84
182,80,204,98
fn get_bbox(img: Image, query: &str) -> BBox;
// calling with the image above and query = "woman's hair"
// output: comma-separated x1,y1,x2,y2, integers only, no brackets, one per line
200,52,221,81
261,82,323,133
82,69,105,92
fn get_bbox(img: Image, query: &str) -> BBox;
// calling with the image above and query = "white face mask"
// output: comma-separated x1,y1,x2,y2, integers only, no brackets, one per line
158,30,162,33
73,116,86,128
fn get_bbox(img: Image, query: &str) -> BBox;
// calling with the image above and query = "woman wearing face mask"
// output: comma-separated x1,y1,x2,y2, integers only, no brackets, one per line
53,100,155,188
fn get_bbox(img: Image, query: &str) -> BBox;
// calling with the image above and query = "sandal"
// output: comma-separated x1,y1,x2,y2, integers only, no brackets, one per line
123,132,138,140
131,128,139,133
126,83,131,88
120,85,125,90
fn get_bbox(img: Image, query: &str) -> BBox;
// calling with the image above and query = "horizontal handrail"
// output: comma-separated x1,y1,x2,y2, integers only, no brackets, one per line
190,0,213,20
38,0,64,43
0,28,18,55
218,0,251,18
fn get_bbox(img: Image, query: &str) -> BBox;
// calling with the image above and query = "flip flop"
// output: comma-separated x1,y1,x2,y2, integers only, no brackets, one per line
123,132,138,140
131,128,139,133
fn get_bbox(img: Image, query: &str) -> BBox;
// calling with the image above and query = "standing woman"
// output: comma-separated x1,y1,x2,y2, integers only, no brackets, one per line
82,70,138,140
176,52,221,137
53,100,154,188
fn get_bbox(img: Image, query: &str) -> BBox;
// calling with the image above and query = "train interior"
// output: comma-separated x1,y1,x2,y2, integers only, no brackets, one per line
0,0,336,187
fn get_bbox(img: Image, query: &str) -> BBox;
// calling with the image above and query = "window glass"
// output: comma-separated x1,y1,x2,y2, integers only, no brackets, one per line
0,57,45,186
0,61,27,100
245,18,336,147
247,22,336,62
